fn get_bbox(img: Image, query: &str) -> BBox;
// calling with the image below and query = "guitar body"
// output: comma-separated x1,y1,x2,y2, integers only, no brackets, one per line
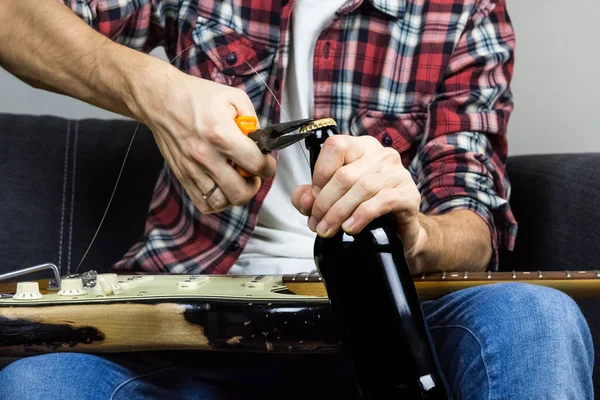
0,299,339,356
0,273,340,356
1,270,599,356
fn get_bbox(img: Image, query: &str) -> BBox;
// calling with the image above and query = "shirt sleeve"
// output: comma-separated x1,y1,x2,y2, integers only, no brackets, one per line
57,0,170,53
408,0,518,270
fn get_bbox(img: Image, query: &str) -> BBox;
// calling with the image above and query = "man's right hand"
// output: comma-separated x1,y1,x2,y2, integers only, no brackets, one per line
0,0,276,215
132,65,276,214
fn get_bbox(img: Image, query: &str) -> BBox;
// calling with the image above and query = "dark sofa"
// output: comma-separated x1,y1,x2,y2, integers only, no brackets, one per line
1,112,600,393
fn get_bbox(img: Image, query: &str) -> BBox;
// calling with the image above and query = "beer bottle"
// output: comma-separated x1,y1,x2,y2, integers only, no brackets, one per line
305,125,452,399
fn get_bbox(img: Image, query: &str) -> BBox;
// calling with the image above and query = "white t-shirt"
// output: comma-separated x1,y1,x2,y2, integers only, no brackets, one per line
229,0,346,275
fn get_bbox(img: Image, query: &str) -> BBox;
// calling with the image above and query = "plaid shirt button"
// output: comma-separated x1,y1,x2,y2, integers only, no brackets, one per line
226,52,238,66
382,133,393,147
228,241,240,252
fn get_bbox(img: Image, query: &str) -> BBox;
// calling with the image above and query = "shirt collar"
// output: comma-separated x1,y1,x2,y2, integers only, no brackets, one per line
338,0,406,19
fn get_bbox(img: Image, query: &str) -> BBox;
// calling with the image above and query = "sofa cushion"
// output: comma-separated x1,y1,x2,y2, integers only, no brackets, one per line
0,113,163,278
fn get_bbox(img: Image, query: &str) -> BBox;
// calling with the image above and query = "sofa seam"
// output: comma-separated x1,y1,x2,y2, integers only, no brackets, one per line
58,120,71,273
67,121,78,274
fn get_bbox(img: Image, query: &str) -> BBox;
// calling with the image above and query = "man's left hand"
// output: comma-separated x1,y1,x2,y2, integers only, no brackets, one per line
291,135,424,256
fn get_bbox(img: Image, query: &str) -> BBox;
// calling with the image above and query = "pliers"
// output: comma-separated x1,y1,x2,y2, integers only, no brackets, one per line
236,116,314,154
234,116,336,176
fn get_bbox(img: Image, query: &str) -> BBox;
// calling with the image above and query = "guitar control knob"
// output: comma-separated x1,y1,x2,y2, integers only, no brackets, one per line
13,281,43,300
58,278,87,296
97,273,122,290
95,273,123,295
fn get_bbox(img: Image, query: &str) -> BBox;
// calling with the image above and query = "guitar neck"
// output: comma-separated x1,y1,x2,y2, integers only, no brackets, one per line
283,269,600,282
1,270,599,303
282,270,600,300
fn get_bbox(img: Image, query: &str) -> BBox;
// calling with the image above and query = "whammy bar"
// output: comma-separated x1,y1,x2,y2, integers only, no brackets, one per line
233,116,337,176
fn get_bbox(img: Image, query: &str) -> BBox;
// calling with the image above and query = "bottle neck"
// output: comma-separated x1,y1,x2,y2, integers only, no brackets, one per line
304,126,338,177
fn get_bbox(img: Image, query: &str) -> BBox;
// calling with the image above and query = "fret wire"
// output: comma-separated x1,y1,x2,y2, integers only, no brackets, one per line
283,269,600,283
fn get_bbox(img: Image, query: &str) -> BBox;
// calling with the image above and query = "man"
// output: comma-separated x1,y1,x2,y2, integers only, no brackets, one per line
0,0,593,398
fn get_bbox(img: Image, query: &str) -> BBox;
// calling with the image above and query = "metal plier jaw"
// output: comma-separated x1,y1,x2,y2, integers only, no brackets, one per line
234,116,337,176
238,117,314,153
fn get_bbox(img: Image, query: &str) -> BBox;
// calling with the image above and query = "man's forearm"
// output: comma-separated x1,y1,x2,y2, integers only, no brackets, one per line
405,210,493,274
0,0,165,122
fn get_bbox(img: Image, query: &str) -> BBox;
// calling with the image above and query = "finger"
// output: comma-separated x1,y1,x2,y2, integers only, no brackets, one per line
342,186,419,235
182,159,231,211
314,170,403,237
291,185,314,216
311,135,381,192
217,117,277,179
154,134,219,213
310,155,383,225
180,177,217,214
201,184,229,212
225,87,269,177
202,153,262,207
230,88,259,120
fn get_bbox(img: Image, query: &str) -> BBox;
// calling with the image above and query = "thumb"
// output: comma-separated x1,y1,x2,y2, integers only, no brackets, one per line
291,185,314,216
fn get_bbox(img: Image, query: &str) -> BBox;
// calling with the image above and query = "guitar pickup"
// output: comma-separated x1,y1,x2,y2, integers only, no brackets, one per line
177,276,208,290
244,275,277,290
117,275,154,290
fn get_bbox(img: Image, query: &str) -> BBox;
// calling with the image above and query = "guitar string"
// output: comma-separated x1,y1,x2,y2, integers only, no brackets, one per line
74,47,309,274
243,60,311,168
74,44,196,274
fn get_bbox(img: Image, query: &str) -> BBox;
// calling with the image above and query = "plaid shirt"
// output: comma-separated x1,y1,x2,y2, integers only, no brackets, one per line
60,0,518,273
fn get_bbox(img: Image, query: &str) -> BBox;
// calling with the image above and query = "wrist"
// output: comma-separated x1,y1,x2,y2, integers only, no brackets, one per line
402,214,434,275
401,210,493,275
120,50,181,126
119,52,160,124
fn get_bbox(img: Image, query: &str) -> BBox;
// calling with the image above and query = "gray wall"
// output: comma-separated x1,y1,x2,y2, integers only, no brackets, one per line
1,0,598,156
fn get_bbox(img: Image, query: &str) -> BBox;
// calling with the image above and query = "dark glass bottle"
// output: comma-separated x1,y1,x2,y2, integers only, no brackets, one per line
305,126,453,399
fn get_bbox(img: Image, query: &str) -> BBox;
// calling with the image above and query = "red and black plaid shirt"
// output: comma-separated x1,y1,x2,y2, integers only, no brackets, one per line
60,0,518,273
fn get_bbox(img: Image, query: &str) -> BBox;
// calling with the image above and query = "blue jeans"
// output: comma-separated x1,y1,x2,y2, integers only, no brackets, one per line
0,283,594,399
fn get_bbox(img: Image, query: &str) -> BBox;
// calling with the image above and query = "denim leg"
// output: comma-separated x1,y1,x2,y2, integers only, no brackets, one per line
0,351,360,399
0,352,252,400
422,282,594,400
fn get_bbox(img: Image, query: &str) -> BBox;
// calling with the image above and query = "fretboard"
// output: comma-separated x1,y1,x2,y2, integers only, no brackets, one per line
282,270,600,283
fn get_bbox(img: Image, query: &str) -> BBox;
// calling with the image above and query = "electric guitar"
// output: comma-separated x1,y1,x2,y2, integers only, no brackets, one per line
0,263,599,357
